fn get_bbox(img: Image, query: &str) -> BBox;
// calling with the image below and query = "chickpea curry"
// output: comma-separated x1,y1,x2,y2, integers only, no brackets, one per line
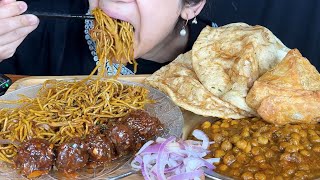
194,118,320,180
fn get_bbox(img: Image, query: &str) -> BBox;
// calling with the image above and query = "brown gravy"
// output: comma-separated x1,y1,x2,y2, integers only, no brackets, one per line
194,118,320,180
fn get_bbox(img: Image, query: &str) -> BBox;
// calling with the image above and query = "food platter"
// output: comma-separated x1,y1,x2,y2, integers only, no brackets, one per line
3,74,320,180
3,21,320,179
2,76,230,180
0,76,185,180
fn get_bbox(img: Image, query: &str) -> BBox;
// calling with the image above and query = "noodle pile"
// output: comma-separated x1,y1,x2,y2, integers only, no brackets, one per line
0,79,150,163
0,9,146,164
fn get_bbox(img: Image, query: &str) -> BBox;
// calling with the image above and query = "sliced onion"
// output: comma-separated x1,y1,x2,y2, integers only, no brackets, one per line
141,160,151,180
38,123,50,131
192,129,210,149
131,156,142,169
0,139,20,146
132,130,220,180
136,140,154,155
0,139,12,145
140,144,161,155
206,158,221,164
183,157,206,171
164,161,182,173
184,140,202,146
156,136,175,180
165,142,182,152
156,137,167,143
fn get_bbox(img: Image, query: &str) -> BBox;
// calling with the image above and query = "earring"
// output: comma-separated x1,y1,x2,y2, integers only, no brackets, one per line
192,16,198,24
180,19,189,36
180,26,187,36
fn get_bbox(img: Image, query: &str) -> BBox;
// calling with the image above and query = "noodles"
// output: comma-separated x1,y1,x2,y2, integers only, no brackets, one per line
90,8,136,76
0,9,145,164
0,79,151,163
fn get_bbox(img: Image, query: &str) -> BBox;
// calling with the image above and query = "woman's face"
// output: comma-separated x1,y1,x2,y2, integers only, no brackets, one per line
89,0,184,59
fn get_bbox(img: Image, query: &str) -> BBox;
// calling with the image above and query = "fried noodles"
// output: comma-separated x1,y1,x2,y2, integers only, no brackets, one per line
90,8,136,76
0,9,147,164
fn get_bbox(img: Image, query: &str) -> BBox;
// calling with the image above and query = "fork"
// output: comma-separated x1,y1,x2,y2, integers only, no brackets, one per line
24,11,94,20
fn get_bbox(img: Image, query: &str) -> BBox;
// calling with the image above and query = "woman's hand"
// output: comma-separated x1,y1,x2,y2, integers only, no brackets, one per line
0,0,39,62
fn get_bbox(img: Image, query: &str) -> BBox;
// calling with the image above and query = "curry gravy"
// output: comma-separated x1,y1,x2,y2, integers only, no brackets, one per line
195,118,320,180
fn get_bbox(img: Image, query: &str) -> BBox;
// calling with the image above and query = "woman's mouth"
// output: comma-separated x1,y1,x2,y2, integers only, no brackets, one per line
99,8,136,32
99,7,129,23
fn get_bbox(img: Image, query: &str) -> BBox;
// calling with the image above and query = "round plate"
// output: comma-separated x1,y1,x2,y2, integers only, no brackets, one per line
204,168,233,180
0,80,184,179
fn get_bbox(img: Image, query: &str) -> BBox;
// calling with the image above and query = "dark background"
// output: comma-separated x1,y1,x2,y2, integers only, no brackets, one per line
1,0,319,75
199,0,320,70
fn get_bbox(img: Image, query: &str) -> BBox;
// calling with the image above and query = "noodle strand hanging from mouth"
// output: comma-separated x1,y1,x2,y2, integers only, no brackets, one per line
90,8,136,77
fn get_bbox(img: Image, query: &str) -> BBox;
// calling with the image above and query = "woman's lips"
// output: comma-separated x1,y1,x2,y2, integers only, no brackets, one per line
98,4,138,57
100,8,137,34
100,7,130,23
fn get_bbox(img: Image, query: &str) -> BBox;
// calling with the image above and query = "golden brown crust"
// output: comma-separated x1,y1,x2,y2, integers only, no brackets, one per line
145,51,250,119
246,49,320,125
192,23,290,114
258,93,320,125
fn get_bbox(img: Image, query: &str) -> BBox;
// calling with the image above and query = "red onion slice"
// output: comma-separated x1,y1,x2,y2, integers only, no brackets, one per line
132,130,220,179
192,129,210,149
0,139,20,146
156,136,175,180
136,140,154,155
0,139,12,145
